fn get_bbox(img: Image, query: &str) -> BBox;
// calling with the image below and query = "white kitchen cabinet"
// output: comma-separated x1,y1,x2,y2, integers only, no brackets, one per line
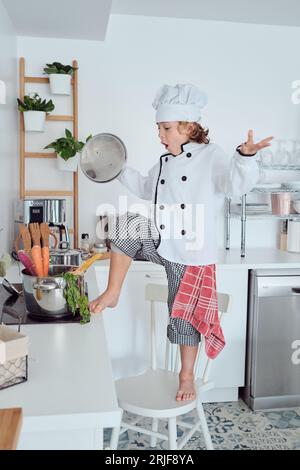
94,263,249,402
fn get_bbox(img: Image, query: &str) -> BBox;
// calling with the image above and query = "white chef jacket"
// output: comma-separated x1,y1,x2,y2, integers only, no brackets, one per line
117,141,259,265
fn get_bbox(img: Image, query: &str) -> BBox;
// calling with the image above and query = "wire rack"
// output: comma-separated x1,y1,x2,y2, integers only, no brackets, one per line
0,356,28,390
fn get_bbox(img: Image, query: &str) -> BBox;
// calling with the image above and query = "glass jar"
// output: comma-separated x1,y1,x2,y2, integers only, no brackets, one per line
80,233,90,252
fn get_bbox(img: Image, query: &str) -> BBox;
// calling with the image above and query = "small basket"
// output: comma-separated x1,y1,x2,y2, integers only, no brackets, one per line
0,355,28,390
0,307,29,391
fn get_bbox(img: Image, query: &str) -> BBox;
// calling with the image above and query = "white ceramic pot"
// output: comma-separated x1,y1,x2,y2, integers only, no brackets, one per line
23,110,46,132
56,153,78,172
49,74,71,95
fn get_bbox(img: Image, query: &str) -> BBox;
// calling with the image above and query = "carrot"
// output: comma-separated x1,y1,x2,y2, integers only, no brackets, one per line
31,245,44,277
18,250,36,276
42,246,49,277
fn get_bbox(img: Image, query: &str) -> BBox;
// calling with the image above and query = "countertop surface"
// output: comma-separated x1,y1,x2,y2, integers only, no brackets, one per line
3,248,300,283
0,269,120,430
92,248,300,271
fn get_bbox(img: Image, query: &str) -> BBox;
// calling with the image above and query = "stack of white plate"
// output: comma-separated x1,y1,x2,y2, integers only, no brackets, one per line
254,183,282,190
233,203,271,215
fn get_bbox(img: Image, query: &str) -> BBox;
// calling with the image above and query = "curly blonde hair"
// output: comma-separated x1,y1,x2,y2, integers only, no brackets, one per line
178,121,210,144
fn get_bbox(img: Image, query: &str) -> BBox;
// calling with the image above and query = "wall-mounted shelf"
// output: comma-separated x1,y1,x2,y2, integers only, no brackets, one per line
258,163,300,170
24,190,74,197
19,57,79,247
24,152,56,159
252,187,300,193
230,211,300,220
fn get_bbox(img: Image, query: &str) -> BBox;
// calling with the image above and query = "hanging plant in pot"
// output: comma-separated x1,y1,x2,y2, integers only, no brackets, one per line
43,62,78,95
17,93,55,132
44,129,92,172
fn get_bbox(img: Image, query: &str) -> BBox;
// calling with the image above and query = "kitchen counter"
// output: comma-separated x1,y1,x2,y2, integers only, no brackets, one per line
91,247,300,271
3,248,300,283
0,269,122,450
217,247,300,269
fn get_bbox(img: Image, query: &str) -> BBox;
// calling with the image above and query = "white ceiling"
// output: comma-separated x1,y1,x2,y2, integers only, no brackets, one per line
2,0,112,40
3,0,300,41
112,0,300,27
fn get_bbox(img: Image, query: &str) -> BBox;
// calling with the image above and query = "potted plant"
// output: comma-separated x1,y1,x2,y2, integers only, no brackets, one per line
44,129,92,172
17,93,55,132
43,62,78,95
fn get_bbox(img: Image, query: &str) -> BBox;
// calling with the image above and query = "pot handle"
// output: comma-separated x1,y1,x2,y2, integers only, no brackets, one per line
33,280,58,291
50,232,58,249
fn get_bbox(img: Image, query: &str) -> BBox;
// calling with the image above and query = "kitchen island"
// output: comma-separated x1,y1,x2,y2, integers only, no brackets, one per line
0,269,122,450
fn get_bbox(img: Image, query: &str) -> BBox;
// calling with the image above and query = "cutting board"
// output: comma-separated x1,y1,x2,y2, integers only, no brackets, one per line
0,408,23,450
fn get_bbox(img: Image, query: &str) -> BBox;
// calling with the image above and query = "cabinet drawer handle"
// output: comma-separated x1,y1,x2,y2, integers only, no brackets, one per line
145,274,165,278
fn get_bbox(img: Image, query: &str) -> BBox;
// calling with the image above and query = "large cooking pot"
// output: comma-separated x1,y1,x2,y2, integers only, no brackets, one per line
22,265,84,319
49,249,82,266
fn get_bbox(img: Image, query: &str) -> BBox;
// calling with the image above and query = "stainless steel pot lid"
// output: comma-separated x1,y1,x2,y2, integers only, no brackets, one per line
80,133,127,183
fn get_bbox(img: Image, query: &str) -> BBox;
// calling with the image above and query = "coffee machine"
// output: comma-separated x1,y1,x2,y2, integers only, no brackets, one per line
15,199,66,225
14,199,70,249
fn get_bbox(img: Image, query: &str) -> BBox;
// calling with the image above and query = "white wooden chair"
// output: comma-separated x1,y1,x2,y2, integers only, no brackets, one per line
115,283,231,450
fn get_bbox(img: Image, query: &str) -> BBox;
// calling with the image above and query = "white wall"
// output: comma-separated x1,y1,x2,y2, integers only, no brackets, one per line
0,0,18,254
17,14,300,250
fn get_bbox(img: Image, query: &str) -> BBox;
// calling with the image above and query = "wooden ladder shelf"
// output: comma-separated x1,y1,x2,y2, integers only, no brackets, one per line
19,57,79,247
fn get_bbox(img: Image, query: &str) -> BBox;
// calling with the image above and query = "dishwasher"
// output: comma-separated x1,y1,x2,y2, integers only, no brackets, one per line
241,268,300,410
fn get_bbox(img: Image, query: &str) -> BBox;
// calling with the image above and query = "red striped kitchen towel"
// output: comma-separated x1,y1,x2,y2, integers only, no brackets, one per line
170,264,225,359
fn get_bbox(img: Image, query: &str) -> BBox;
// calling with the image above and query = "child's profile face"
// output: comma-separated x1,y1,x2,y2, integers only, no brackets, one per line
157,121,190,156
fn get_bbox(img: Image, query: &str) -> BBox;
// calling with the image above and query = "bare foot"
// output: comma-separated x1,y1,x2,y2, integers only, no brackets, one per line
176,374,196,402
89,290,119,314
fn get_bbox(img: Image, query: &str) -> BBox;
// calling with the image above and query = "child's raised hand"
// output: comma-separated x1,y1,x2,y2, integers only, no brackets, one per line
239,130,273,156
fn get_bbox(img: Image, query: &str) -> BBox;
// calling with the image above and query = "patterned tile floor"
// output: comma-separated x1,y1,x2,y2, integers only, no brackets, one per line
105,400,300,450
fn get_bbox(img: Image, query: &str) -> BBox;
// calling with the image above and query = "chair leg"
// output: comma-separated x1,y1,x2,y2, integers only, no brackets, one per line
150,418,158,448
110,424,121,450
168,417,177,450
196,401,214,450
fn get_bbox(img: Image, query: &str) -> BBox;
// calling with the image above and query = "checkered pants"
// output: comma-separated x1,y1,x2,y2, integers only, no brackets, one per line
107,212,201,346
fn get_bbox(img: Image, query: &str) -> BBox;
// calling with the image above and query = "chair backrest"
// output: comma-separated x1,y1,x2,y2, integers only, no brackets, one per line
145,283,231,383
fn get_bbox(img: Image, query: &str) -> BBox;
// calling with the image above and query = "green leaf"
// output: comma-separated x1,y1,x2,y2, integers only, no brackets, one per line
17,93,55,112
43,61,78,76
44,141,56,150
44,130,92,161
65,128,73,139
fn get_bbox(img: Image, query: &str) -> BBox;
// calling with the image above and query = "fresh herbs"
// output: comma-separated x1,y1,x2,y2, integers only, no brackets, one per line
17,93,55,112
43,62,78,76
44,129,92,161
62,272,90,324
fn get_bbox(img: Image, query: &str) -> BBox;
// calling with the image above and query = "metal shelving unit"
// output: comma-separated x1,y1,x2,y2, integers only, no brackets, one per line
225,184,300,257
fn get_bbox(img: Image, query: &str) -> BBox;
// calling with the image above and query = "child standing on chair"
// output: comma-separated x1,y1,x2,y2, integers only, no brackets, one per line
89,84,273,402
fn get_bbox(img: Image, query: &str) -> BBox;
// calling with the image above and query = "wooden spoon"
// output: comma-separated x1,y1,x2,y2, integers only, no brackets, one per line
29,223,44,277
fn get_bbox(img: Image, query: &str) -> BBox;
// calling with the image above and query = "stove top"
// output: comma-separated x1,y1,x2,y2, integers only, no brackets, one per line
0,284,82,325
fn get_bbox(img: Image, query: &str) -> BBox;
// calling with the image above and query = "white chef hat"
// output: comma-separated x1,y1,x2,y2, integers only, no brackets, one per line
152,83,208,123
